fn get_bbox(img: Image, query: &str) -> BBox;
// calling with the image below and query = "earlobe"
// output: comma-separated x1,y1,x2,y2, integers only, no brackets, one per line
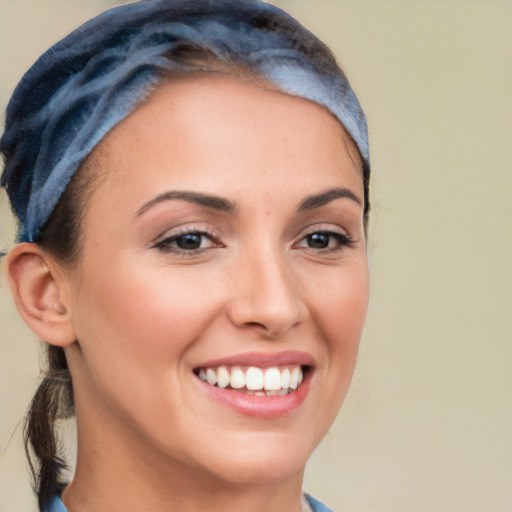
6,243,76,347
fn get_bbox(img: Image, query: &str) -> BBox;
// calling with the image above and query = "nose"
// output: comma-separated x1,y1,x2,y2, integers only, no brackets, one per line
226,248,309,338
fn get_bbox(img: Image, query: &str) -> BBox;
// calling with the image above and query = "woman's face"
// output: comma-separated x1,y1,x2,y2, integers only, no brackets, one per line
63,75,369,486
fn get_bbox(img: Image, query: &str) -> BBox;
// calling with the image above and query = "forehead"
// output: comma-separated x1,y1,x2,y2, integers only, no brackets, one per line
87,74,363,212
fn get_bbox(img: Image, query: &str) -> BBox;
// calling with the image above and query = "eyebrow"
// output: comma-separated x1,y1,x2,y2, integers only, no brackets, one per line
136,190,236,216
297,187,362,211
136,186,361,217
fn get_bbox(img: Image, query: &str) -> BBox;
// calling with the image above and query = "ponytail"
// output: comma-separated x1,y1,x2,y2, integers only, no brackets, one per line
21,139,97,509
24,345,74,510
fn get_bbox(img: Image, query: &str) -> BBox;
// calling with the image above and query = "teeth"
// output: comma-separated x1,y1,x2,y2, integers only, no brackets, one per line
289,366,300,390
280,368,290,389
246,367,264,390
217,366,230,389
264,367,281,391
197,364,305,395
230,366,245,389
206,368,217,386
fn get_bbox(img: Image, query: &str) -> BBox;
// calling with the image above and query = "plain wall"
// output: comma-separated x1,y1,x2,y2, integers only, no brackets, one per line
1,1,511,511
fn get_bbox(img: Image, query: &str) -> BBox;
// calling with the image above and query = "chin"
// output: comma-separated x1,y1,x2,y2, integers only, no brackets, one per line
203,453,307,487
181,429,314,487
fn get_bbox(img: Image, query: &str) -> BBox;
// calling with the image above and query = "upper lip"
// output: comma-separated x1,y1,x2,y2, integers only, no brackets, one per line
194,350,315,369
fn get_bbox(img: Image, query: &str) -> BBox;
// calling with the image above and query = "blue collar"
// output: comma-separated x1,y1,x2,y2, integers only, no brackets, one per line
44,492,334,512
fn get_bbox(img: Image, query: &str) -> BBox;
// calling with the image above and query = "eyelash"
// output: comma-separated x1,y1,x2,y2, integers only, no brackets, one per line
153,227,354,255
153,227,221,254
294,230,355,252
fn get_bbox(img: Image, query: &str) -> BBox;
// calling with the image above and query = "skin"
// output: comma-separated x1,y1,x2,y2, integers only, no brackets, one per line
9,75,369,512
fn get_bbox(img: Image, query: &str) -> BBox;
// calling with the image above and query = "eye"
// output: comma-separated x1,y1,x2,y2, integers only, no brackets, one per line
295,230,353,251
174,233,207,250
154,230,219,253
305,232,332,249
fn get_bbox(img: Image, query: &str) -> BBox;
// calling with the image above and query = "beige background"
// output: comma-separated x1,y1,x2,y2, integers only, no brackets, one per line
1,1,511,511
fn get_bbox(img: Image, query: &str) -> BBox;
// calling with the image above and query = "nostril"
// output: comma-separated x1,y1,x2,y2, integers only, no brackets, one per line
245,321,266,329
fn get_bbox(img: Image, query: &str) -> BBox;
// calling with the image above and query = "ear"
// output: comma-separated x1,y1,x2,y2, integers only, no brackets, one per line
6,243,76,347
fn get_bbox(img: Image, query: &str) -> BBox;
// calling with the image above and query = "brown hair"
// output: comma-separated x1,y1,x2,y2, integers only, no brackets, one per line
24,156,100,508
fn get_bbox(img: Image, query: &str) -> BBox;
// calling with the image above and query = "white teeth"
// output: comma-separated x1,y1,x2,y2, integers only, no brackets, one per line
289,366,300,390
206,368,217,386
264,367,282,391
246,367,264,390
217,366,230,389
280,368,290,389
230,366,245,389
197,364,306,394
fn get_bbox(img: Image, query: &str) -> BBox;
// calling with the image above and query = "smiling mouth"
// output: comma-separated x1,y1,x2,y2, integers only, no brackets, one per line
193,365,309,396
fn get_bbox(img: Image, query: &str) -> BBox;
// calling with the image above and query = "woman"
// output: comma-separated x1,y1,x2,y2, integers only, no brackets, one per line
1,1,370,511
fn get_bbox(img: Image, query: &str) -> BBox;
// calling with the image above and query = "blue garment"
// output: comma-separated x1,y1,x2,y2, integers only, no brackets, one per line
0,0,370,243
44,491,334,512
43,494,67,512
305,494,335,512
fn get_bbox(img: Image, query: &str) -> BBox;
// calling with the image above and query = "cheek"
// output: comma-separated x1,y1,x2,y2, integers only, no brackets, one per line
69,253,231,384
297,259,369,442
306,257,369,402
68,255,228,428
309,260,369,353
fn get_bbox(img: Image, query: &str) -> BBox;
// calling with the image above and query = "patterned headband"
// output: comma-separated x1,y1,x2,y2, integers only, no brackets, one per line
1,0,369,242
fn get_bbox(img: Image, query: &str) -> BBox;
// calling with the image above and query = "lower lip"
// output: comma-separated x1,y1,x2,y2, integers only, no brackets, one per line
196,371,312,419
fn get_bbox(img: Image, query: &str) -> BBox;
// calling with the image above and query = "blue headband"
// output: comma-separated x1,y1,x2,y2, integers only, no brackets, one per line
1,0,369,243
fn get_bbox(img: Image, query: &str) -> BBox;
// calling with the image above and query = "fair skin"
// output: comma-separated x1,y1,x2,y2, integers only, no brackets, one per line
8,75,369,512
